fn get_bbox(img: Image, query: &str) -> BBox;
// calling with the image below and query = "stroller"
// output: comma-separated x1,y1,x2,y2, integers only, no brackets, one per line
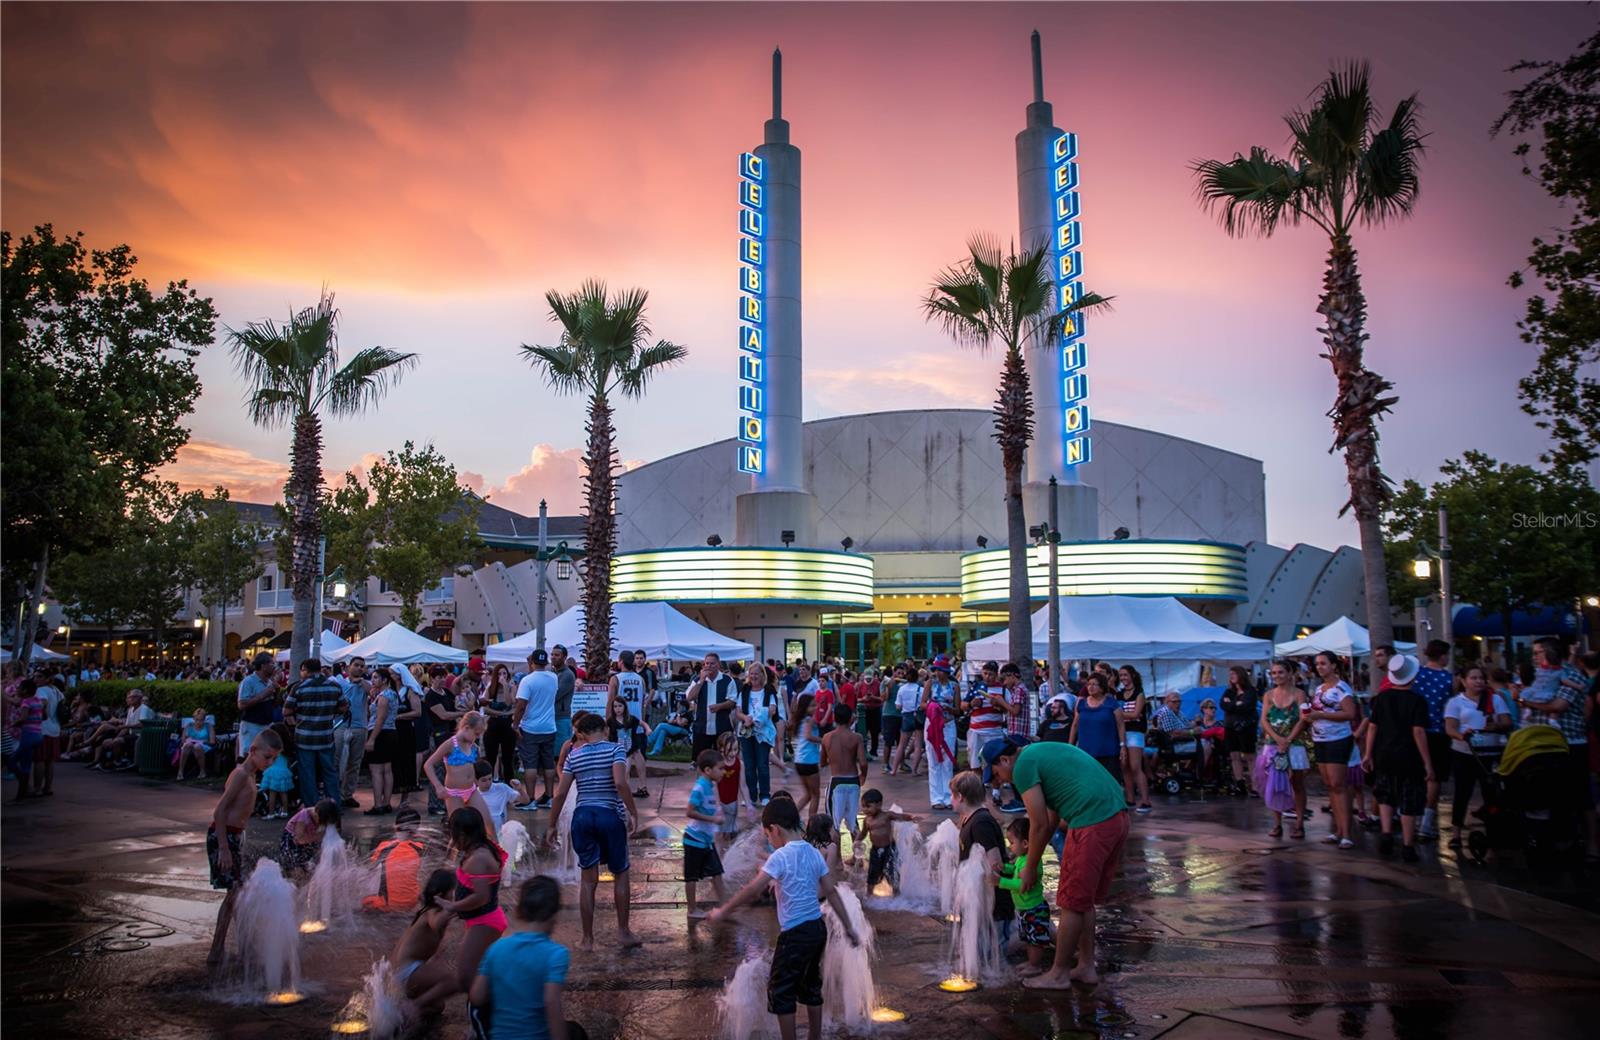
1464,726,1580,865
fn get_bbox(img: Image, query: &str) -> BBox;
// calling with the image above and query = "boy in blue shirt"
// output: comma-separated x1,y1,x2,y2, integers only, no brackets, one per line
685,749,729,919
709,797,860,1040
470,875,571,1040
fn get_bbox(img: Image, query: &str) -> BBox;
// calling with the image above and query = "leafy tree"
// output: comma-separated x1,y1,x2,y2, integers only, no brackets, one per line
1494,27,1600,472
227,292,417,668
323,442,481,631
1382,451,1600,650
1193,62,1424,650
520,282,686,682
923,237,1110,675
52,485,201,659
1,225,215,666
191,489,267,661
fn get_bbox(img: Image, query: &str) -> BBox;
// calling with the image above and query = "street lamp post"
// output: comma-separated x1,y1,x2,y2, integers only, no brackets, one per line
57,623,72,664
1410,505,1453,665
1047,477,1062,703
536,499,549,653
312,536,326,662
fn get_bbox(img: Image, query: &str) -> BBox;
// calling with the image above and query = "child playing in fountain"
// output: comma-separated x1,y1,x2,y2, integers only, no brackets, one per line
685,749,729,919
473,759,526,834
995,816,1053,976
951,771,1012,939
716,731,744,851
425,711,494,832
803,813,845,878
859,788,919,895
207,728,283,968
259,734,296,819
708,798,861,1040
471,875,572,1040
392,869,458,1003
280,797,341,880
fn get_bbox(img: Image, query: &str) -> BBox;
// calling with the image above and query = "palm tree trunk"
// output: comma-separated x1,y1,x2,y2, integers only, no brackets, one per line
1320,234,1396,649
581,390,618,684
288,412,324,668
995,345,1036,676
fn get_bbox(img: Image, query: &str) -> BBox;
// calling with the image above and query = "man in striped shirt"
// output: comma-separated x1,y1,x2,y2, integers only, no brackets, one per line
284,659,344,808
543,713,641,950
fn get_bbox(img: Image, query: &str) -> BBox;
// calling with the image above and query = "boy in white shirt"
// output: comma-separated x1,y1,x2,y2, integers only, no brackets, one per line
472,760,525,834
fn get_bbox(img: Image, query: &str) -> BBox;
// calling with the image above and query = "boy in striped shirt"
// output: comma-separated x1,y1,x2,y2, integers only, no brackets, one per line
685,749,729,919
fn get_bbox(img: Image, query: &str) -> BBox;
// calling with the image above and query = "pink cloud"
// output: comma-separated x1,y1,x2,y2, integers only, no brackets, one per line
476,444,644,516
162,439,289,502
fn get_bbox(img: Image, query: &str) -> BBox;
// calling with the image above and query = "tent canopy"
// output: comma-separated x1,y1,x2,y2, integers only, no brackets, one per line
326,621,467,667
0,643,69,664
276,630,350,664
1274,616,1415,658
485,601,755,664
963,595,1272,663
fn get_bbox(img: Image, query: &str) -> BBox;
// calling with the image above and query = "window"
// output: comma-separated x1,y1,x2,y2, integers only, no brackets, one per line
556,560,574,581
258,574,274,592
378,579,392,595
422,577,455,604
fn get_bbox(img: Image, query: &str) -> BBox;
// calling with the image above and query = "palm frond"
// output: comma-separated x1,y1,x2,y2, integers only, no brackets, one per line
318,346,418,417
923,268,996,351
615,340,688,397
1191,148,1311,237
1031,290,1116,352
519,343,592,394
243,386,305,428
1358,93,1426,225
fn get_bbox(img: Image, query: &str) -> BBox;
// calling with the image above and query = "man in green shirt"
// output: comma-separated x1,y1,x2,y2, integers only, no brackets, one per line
983,738,1129,990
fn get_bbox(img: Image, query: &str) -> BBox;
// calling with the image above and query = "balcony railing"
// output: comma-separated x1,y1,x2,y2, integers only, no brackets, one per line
256,587,295,613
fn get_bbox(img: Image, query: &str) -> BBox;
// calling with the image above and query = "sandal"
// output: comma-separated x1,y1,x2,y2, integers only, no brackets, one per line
1291,826,1306,840
1268,825,1283,838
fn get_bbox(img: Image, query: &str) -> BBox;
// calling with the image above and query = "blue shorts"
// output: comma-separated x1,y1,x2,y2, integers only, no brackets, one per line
571,803,630,874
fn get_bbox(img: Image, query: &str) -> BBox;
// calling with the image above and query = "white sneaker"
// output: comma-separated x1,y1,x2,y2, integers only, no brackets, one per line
1321,833,1339,844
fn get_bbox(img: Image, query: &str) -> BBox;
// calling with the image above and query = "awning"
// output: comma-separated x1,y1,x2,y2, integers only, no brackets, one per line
417,626,456,644
264,631,293,650
239,629,276,648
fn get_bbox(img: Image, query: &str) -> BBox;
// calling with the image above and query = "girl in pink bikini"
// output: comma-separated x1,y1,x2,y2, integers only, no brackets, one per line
423,711,495,835
415,807,507,1011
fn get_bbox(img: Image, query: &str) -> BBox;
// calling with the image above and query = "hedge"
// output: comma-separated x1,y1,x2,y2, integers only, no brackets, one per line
75,680,242,728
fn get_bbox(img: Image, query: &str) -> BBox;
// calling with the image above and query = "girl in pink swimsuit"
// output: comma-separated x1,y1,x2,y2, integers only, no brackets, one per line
415,808,507,1008
423,711,495,835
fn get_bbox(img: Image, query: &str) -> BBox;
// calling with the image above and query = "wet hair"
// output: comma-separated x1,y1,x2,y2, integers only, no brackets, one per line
575,712,607,735
762,796,802,832
1006,815,1030,843
394,806,421,831
862,787,883,806
769,789,795,804
949,771,986,807
833,703,853,726
805,814,837,848
415,868,457,923
313,798,342,832
695,749,722,773
517,875,562,924
473,759,493,780
449,806,496,857
252,728,284,753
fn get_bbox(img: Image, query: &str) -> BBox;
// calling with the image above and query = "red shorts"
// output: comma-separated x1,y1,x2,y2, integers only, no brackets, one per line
1057,811,1129,913
36,735,60,763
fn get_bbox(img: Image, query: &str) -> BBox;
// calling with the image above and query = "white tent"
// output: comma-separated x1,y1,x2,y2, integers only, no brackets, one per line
1274,616,1415,658
963,595,1272,663
326,621,467,667
485,601,756,664
276,630,351,665
0,643,70,664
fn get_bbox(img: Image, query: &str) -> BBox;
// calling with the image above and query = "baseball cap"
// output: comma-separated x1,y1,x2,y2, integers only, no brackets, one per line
528,649,549,665
980,736,1029,784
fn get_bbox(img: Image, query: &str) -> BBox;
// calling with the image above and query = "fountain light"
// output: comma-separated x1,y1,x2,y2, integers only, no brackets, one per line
330,1020,368,1034
265,990,305,1006
938,975,978,993
943,913,961,923
871,1007,908,1023
299,920,328,934
871,881,894,898
598,872,615,882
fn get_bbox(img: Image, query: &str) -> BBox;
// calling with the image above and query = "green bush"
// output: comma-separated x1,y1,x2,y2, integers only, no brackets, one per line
75,680,241,728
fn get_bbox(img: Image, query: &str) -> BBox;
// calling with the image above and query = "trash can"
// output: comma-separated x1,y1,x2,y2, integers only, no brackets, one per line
137,718,182,777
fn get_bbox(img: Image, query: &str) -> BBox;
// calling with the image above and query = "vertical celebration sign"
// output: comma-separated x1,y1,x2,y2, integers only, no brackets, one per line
1050,132,1090,468
737,151,767,474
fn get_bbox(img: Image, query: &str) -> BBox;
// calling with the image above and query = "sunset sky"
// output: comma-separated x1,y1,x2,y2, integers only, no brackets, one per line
3,2,1591,549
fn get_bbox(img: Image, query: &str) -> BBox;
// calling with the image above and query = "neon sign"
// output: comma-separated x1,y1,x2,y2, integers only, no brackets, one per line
1051,132,1090,468
737,151,766,474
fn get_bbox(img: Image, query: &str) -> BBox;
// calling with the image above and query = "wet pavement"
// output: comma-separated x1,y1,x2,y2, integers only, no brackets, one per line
4,760,1599,1039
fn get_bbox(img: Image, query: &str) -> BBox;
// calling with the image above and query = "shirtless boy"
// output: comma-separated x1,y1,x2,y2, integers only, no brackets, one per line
820,704,869,864
208,729,283,968
859,788,920,893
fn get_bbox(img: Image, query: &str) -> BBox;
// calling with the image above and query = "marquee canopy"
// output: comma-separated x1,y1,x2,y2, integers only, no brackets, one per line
485,601,755,664
326,621,467,667
963,595,1272,663
1274,616,1415,658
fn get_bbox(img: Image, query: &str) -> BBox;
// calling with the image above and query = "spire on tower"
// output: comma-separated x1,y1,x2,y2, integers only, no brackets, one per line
773,48,782,120
1031,30,1044,104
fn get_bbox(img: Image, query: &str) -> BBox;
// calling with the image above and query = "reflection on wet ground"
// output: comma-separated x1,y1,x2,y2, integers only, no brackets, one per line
3,769,1598,1038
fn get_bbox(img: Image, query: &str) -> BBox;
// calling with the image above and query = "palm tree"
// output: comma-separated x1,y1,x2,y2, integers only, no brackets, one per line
520,281,687,683
924,237,1110,675
228,291,417,667
1193,62,1422,649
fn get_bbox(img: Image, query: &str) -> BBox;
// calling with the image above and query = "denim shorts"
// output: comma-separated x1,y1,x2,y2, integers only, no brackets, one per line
571,804,630,873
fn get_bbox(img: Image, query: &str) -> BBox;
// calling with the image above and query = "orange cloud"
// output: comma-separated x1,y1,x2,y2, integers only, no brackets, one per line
162,439,289,502
475,444,644,516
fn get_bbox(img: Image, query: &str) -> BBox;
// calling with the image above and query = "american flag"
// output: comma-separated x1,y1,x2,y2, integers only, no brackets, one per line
327,620,345,638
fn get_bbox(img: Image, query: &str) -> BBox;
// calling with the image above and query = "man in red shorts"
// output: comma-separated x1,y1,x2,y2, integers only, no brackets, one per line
983,737,1129,989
